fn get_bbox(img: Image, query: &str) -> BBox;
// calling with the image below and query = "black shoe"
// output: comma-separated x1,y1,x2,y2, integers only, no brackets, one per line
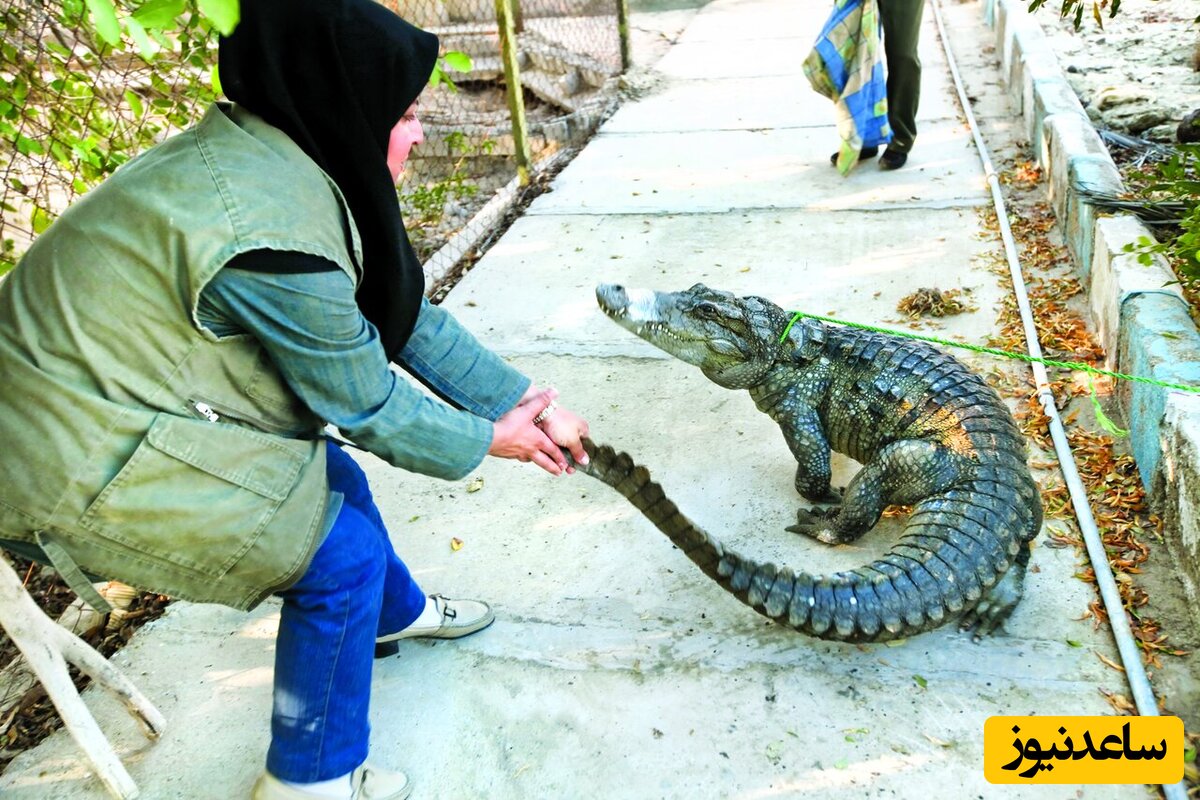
829,145,878,166
879,148,908,170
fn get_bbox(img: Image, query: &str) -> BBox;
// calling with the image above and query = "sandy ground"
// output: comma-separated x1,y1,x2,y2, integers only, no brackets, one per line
1035,0,1200,139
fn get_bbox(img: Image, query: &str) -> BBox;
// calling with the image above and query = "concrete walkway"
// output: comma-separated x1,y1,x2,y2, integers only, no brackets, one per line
1,0,1145,797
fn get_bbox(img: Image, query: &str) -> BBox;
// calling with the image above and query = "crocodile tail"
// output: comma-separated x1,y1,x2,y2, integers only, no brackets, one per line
574,440,1035,643
854,480,1030,640
575,439,727,583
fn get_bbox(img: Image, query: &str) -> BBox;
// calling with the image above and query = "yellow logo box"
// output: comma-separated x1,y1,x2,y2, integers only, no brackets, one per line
984,716,1184,784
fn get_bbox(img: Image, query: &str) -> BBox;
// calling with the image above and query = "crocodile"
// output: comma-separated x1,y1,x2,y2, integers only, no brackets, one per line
580,283,1042,642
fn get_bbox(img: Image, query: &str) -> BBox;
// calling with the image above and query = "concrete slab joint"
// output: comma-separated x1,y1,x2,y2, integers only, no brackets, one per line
1065,153,1125,271
1029,78,1087,147
1043,112,1111,183
1116,294,1200,484
1010,22,1082,146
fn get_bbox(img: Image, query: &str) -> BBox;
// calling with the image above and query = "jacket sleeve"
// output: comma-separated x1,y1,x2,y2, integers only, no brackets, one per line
198,265,492,480
395,298,531,422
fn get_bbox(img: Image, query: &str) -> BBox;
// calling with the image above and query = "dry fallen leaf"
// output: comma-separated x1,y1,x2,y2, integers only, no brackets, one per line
466,477,484,493
450,537,464,552
1098,687,1137,715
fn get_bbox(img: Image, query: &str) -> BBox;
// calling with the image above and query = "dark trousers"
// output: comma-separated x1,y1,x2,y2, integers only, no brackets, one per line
880,0,926,153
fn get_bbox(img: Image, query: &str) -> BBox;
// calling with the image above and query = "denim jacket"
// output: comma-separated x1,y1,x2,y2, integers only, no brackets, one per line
198,267,530,480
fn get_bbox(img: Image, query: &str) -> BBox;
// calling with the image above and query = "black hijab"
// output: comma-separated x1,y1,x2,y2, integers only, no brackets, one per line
218,0,439,355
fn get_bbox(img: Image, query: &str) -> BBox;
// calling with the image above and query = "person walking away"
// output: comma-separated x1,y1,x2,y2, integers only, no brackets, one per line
876,0,926,169
809,0,925,171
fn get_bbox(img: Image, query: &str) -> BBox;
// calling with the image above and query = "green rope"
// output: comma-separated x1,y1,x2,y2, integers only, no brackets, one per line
1088,373,1130,437
779,310,1199,438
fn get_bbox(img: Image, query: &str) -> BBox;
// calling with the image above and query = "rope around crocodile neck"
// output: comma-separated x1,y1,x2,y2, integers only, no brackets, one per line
780,310,1200,394
780,310,1200,436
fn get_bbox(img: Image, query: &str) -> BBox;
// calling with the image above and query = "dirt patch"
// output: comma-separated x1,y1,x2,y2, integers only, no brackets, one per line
1037,0,1199,141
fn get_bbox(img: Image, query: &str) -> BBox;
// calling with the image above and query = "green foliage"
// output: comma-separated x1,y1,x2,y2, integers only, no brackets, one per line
196,0,239,35
1,1,476,278
403,131,496,260
1025,0,1121,28
81,0,236,39
1122,145,1200,282
133,0,190,30
428,51,474,94
85,0,122,45
0,0,229,275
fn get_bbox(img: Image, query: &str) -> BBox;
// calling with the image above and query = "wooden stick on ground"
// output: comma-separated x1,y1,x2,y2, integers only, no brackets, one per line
0,581,112,732
0,556,165,800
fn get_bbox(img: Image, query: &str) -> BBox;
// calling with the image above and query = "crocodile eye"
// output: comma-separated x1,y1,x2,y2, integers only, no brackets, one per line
695,302,719,318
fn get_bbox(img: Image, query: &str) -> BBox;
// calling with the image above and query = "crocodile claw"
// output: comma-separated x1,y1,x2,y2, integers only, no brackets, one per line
787,506,843,544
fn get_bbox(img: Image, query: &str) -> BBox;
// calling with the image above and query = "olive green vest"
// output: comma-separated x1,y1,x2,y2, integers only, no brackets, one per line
0,104,362,610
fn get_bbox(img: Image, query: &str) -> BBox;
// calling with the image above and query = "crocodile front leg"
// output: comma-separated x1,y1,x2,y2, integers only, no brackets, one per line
791,439,966,545
779,410,840,504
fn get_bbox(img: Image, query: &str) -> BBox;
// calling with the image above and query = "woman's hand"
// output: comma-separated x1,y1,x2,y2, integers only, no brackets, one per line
515,383,590,473
488,389,569,476
538,406,589,472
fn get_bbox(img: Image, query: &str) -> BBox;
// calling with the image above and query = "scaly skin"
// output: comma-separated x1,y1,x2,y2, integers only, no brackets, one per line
587,283,1042,642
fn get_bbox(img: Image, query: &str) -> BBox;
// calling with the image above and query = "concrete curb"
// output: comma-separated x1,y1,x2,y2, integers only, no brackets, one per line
981,0,1200,627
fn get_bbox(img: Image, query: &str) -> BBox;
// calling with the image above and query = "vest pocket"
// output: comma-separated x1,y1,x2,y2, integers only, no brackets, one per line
79,412,307,579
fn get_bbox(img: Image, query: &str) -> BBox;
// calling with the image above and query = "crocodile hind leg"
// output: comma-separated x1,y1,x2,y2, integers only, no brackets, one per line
960,539,1031,637
956,470,1040,637
789,439,965,545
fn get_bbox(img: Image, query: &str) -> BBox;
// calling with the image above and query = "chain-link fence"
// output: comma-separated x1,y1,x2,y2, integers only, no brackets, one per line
387,0,626,286
0,0,625,770
0,2,220,277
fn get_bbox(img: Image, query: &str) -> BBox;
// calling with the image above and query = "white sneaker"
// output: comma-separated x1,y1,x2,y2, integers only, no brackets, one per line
252,764,412,800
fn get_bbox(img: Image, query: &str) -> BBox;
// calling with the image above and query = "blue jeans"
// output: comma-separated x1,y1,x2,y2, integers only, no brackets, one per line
266,442,427,782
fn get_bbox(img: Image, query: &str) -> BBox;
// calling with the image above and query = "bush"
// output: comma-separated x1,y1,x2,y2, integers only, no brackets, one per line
1124,144,1200,282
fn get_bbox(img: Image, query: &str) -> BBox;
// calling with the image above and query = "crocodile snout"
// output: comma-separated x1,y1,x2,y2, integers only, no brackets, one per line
596,283,628,316
596,284,666,326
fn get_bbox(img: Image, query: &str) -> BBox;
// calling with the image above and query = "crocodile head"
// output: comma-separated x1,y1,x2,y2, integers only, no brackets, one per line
596,283,789,389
